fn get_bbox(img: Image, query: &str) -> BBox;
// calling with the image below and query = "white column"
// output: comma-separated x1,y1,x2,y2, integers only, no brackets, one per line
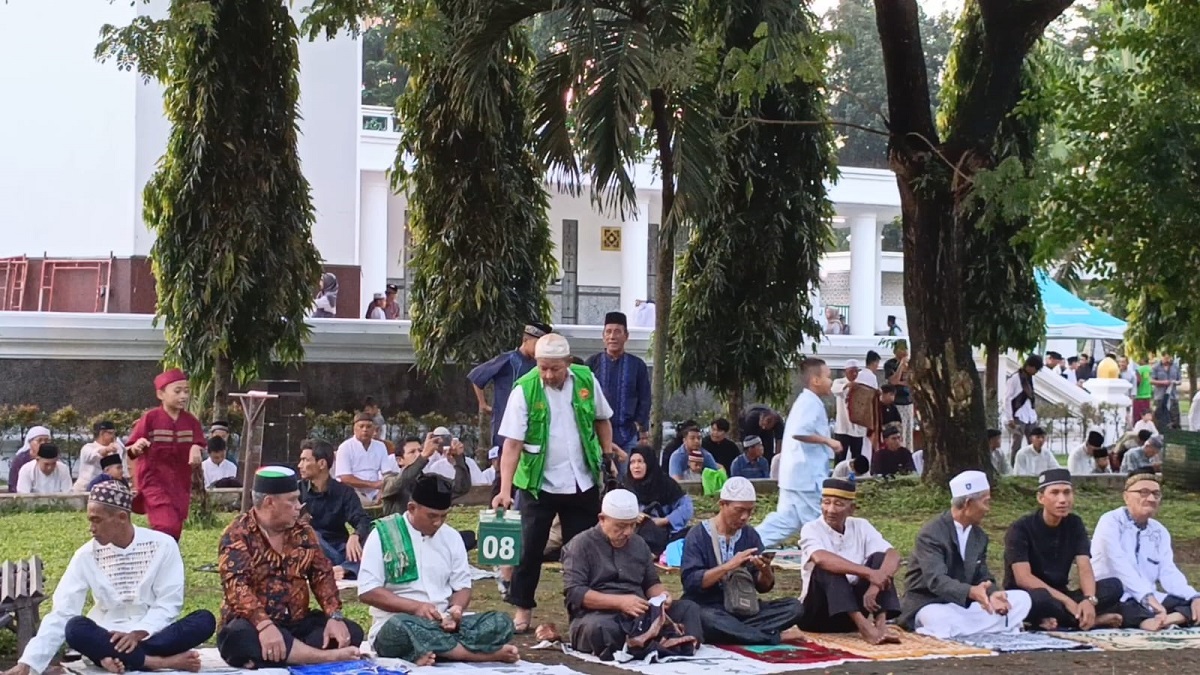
358,171,390,314
621,199,650,317
874,219,885,333
847,213,878,336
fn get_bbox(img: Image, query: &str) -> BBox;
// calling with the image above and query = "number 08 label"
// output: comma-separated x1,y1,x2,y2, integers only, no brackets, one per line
481,535,517,564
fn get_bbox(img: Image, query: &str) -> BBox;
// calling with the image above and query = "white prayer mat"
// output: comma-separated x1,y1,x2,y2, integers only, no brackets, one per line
1047,626,1200,651
547,642,850,674
61,647,289,675
951,631,1098,653
372,656,581,675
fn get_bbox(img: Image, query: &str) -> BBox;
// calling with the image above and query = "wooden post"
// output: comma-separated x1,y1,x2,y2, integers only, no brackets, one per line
231,392,278,513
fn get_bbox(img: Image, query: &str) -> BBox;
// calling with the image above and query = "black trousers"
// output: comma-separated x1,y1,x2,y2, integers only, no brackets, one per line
507,487,600,609
800,552,900,632
65,611,215,671
569,600,703,659
833,434,864,463
699,598,804,645
1025,577,1124,628
217,612,364,667
1116,594,1195,628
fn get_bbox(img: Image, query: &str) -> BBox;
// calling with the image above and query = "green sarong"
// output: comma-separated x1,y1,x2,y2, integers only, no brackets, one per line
375,514,418,584
374,612,516,662
701,467,728,496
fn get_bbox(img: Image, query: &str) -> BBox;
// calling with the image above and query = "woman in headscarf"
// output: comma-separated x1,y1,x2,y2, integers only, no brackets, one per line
621,444,694,556
313,272,339,318
8,425,51,493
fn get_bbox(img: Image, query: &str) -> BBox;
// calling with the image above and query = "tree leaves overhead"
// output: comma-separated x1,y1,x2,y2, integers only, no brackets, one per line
100,0,323,392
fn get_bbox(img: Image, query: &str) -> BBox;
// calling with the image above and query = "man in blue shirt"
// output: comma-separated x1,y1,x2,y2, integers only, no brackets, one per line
586,311,651,460
467,322,552,447
669,427,718,480
730,436,770,479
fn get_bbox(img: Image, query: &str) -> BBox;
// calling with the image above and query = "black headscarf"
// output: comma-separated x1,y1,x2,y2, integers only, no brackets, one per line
622,445,684,513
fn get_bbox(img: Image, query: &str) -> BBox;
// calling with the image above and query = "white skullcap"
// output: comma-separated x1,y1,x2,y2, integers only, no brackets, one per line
601,489,640,520
535,333,571,359
423,459,457,481
844,359,861,368
720,476,757,502
949,470,989,498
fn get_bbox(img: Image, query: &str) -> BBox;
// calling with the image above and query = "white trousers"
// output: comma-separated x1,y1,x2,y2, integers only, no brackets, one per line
913,590,1033,638
756,487,821,548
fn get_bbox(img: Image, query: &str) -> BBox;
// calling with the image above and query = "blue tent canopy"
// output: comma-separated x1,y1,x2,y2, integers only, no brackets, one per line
1036,271,1127,340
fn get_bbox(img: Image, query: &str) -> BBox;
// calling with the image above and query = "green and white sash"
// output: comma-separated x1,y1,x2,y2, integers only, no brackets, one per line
375,513,419,585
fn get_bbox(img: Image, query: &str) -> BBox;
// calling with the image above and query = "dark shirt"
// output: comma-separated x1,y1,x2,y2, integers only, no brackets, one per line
586,351,651,449
681,523,765,607
873,447,915,478
883,358,912,406
561,525,659,620
467,349,537,446
1003,510,1090,592
739,405,784,460
880,404,901,429
8,451,33,493
299,478,374,545
730,454,771,479
703,437,742,474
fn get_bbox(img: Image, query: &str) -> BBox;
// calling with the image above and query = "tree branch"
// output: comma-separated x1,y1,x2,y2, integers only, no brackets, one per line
873,0,937,147
721,116,888,137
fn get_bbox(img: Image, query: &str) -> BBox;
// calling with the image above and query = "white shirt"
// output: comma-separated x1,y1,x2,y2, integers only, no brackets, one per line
770,454,781,480
858,368,879,390
1135,419,1160,435
1068,444,1104,475
954,521,972,562
912,449,924,476
1003,372,1038,425
201,457,238,488
831,458,852,480
358,514,472,640
335,437,391,501
1092,507,1198,604
1012,445,1058,476
831,378,866,437
368,306,386,320
73,441,127,492
778,389,832,492
497,370,613,494
20,527,183,674
990,448,1010,476
799,516,892,599
633,302,656,329
17,461,72,494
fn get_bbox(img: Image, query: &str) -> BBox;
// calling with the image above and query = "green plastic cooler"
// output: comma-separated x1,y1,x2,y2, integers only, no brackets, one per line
477,508,523,566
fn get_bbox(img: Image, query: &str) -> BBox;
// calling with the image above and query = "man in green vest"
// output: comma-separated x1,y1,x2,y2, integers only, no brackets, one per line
493,332,615,633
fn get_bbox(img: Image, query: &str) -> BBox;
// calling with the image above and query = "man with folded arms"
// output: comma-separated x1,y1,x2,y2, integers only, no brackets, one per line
1091,468,1200,630
1003,468,1123,630
899,471,1032,637
3,482,215,675
799,478,901,644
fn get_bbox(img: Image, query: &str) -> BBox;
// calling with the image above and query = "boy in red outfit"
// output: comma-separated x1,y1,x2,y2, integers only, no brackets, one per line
127,368,205,540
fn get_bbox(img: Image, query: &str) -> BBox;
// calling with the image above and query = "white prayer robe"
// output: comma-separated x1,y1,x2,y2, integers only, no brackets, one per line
16,461,73,494
201,457,238,488
1002,373,1038,426
335,437,391,501
831,378,866,438
73,441,127,492
358,514,472,641
1091,507,1199,604
1012,445,1058,476
1067,444,1104,475
20,527,184,674
756,389,831,547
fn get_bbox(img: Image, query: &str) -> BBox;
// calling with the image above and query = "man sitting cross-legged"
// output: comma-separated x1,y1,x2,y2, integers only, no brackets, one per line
359,474,517,665
216,467,364,668
680,477,804,645
1091,468,1200,630
1003,468,1123,631
298,439,374,580
2,482,215,675
898,471,1032,637
799,478,901,644
561,489,702,660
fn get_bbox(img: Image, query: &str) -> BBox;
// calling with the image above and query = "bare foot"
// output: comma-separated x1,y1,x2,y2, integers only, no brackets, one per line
878,630,902,645
333,566,346,581
491,645,520,663
535,623,560,642
412,653,436,666
99,657,125,674
1039,617,1059,631
1140,615,1166,631
779,626,803,642
1096,613,1123,628
145,651,201,672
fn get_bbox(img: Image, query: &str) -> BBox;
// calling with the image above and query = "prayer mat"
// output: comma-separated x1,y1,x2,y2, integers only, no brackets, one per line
290,660,409,675
62,647,289,675
717,639,862,666
951,631,1097,653
800,628,992,660
562,643,837,674
1048,627,1200,652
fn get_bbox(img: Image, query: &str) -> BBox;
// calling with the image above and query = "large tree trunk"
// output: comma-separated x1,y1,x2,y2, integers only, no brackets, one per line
984,340,1000,423
212,354,233,422
727,388,744,439
649,88,675,450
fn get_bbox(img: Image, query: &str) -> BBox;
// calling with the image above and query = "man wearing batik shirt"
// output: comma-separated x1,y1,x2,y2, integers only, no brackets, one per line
217,467,364,667
468,322,552,448
8,482,215,675
126,369,205,541
587,311,651,460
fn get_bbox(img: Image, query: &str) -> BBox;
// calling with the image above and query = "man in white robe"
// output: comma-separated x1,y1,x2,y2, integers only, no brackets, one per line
16,443,73,494
1068,431,1110,475
1012,427,1058,476
5,482,214,675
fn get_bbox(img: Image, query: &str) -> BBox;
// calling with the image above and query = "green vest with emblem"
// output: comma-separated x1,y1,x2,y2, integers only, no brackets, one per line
513,364,604,497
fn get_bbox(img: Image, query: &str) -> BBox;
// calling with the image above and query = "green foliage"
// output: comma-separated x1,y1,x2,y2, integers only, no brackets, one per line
671,0,834,404
1036,0,1200,357
361,23,409,106
98,0,324,391
307,0,557,373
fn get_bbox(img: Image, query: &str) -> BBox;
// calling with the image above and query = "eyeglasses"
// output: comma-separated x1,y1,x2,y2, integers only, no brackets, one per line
1126,489,1162,499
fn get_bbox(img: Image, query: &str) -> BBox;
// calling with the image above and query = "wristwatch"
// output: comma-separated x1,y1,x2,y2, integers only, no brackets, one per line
329,611,346,622
1085,596,1098,605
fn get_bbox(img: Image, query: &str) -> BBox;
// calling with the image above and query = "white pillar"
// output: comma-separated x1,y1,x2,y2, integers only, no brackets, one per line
874,220,884,333
621,199,650,317
358,171,391,314
848,213,878,336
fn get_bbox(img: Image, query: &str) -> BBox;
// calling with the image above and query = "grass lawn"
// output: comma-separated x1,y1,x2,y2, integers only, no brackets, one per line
4,478,1200,661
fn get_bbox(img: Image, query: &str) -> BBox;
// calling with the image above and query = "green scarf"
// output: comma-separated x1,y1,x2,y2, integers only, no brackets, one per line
375,513,418,584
